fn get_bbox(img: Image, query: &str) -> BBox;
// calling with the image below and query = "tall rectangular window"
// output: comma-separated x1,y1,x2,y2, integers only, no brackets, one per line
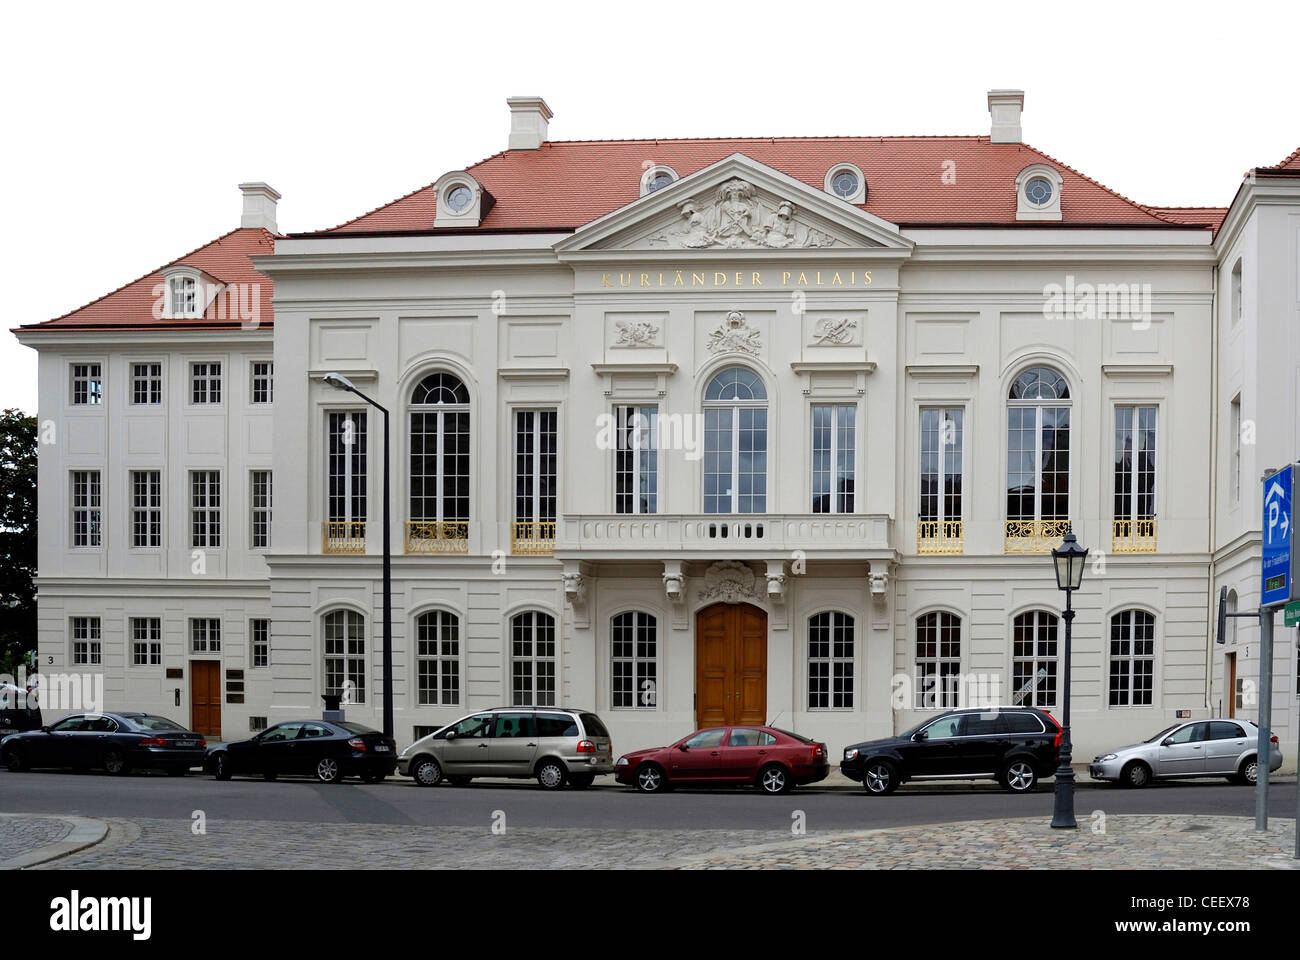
808,612,854,709
191,362,222,404
1109,610,1155,707
71,363,102,405
250,619,269,668
327,412,367,524
250,470,272,549
1114,405,1157,523
131,617,162,666
511,611,556,706
250,361,273,404
1231,259,1242,324
920,407,963,530
614,405,657,514
130,470,162,548
71,471,102,547
514,410,557,539
611,612,657,709
190,471,221,548
71,617,102,665
170,276,197,317
191,618,221,653
416,611,460,705
323,610,365,703
1231,394,1242,503
811,404,855,513
131,363,162,405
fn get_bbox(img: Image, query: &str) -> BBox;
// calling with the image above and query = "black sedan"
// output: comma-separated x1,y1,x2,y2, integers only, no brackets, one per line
205,719,397,784
1,712,206,776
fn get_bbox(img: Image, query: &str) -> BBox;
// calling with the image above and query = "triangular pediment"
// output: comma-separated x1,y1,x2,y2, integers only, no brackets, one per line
554,154,912,255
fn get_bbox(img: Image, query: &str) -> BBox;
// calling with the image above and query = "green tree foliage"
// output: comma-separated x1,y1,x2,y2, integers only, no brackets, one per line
0,409,37,674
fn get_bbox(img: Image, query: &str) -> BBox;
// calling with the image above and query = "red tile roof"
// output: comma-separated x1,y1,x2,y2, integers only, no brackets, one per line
1143,206,1229,230
16,228,276,332
1257,145,1300,172
313,136,1192,235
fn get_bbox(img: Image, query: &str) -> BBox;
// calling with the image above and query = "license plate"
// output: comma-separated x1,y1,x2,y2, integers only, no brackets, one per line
374,745,391,752
175,740,197,747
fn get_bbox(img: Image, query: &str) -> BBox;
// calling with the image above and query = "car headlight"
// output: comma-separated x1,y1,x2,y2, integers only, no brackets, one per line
844,748,858,761
616,757,629,766
1099,754,1117,762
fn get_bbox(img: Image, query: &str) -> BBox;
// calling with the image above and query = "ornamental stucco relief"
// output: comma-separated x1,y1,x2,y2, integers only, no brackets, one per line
647,178,837,249
612,318,661,347
697,560,761,604
706,310,761,355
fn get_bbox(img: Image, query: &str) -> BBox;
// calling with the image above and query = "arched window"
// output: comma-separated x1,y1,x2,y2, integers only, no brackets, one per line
611,611,657,709
322,610,366,704
415,610,460,705
511,611,556,706
703,366,767,514
1006,366,1071,549
1108,609,1155,707
408,372,470,551
808,612,854,709
916,612,961,708
1012,611,1059,707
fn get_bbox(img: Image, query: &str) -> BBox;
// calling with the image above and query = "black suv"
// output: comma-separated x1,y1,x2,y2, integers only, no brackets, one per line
841,706,1061,795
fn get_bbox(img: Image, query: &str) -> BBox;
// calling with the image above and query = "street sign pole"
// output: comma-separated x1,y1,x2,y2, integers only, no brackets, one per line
1254,607,1273,831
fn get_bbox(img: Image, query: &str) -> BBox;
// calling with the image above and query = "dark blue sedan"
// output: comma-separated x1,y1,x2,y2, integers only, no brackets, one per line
1,711,206,776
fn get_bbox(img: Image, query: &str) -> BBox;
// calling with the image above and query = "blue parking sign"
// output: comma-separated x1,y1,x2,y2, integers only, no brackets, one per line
1261,463,1295,608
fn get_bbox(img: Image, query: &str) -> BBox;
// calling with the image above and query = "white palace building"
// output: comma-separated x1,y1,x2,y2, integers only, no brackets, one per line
15,91,1300,766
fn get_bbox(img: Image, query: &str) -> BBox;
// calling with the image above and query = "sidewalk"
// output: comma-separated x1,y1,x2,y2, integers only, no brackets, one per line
0,813,108,869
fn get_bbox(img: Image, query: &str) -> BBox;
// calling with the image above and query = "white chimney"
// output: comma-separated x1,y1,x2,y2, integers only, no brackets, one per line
507,96,553,150
239,182,281,232
987,89,1024,144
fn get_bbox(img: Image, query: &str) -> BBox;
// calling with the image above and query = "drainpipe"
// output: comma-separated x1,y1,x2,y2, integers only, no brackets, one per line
1205,262,1219,714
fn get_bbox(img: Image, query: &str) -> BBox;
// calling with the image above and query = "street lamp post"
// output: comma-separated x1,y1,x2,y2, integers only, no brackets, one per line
322,373,393,741
1050,530,1088,829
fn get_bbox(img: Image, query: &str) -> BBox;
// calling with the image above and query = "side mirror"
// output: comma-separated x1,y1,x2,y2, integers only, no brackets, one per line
678,744,689,752
1161,738,1174,747
444,731,456,741
40,725,50,733
913,731,928,742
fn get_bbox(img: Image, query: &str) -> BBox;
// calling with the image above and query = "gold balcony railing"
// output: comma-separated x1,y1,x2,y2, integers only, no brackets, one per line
1113,518,1157,553
323,521,366,554
512,520,556,556
405,520,469,554
916,519,964,555
1004,519,1071,554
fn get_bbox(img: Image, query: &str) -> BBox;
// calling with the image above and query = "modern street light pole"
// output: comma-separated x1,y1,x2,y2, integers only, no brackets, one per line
1050,531,1088,829
322,373,394,741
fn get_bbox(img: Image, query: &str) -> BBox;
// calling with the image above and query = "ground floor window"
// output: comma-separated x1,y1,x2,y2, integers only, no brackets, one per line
416,610,460,705
72,616,101,665
1012,610,1058,707
511,611,556,706
190,618,221,654
808,612,854,709
611,611,657,708
1109,609,1155,706
250,619,269,668
323,610,366,704
916,611,961,708
131,617,162,666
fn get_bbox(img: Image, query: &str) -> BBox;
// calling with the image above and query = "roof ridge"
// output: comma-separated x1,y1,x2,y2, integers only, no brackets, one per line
540,133,989,145
43,227,274,325
1017,141,1170,224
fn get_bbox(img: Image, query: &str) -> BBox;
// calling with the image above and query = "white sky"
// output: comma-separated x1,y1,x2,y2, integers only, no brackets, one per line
2,0,1295,414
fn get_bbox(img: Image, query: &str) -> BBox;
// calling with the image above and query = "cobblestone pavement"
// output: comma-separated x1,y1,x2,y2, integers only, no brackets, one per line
0,816,73,863
29,814,1300,869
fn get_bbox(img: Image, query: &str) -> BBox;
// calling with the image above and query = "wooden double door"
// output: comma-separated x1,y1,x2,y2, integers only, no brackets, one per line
190,660,221,737
695,603,767,729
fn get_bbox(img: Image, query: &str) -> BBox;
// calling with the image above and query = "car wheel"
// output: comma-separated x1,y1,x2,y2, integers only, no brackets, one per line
103,749,130,776
1239,757,1259,785
635,763,666,793
568,774,595,789
447,775,472,786
757,763,790,795
315,757,343,784
361,772,386,784
213,753,232,780
4,746,28,772
536,758,567,790
166,767,188,777
1000,759,1037,793
862,759,899,795
1122,760,1152,788
262,771,278,782
412,757,442,787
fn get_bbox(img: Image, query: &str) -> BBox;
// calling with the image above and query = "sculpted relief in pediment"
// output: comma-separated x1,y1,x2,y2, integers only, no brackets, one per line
646,178,837,250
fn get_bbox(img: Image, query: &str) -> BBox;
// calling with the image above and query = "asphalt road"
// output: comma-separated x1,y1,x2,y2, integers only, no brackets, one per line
3,768,1297,831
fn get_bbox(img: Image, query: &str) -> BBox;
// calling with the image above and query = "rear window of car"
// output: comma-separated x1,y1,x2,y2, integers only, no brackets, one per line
337,722,379,736
773,728,813,743
579,714,609,738
535,714,579,738
998,713,1045,734
126,715,185,732
1208,721,1245,740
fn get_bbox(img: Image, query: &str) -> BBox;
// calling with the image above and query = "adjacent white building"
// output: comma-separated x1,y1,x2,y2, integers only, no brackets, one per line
15,95,1299,768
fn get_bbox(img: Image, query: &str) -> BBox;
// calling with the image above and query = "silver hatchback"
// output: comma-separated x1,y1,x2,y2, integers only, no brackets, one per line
397,707,615,790
1090,718,1284,787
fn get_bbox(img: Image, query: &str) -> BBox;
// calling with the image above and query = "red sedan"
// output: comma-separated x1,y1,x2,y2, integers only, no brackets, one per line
615,726,829,794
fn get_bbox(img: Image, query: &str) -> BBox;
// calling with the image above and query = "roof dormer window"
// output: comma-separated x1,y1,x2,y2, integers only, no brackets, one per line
160,267,204,319
1015,163,1063,221
639,165,679,197
434,171,487,227
824,163,866,203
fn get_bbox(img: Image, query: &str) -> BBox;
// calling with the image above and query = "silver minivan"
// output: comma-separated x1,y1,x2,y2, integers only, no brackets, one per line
397,707,615,790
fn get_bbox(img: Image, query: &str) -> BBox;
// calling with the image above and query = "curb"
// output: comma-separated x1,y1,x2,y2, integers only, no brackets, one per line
0,815,109,870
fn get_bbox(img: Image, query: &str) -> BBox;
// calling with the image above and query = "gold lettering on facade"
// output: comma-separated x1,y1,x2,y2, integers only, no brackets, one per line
640,273,651,287
782,271,792,285
674,271,685,287
602,273,613,287
715,272,727,286
797,272,808,286
752,272,763,286
693,272,705,286
832,272,842,285
620,273,632,287
863,270,872,285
